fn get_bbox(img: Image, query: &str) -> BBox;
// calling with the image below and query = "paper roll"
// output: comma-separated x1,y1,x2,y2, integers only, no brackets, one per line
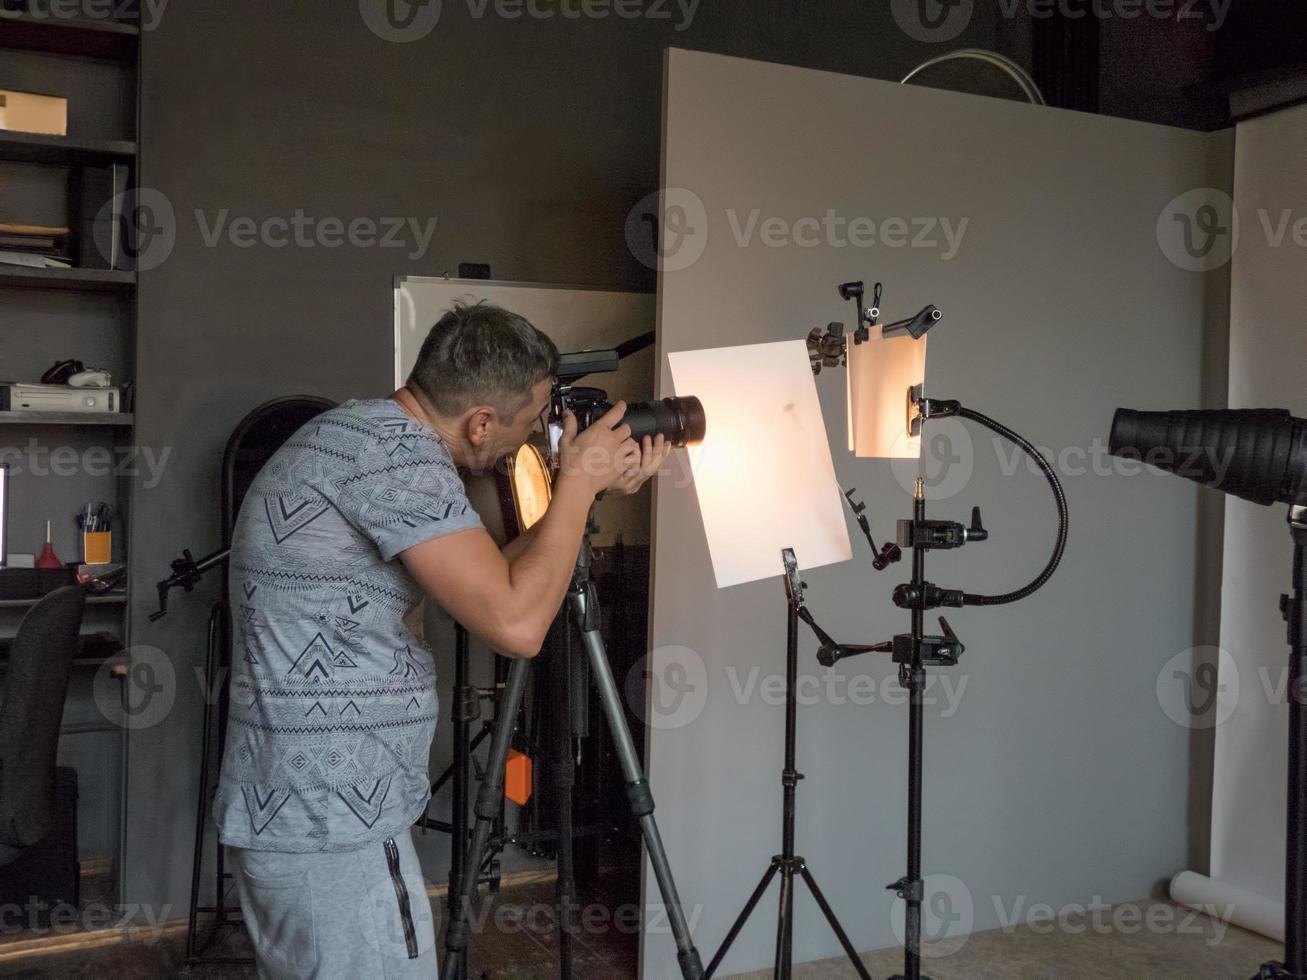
1170,870,1284,942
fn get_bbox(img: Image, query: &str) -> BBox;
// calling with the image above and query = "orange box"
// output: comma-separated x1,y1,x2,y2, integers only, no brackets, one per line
0,90,68,136
505,749,533,806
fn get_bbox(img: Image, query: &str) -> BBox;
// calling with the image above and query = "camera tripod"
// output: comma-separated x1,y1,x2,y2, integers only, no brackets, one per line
442,520,705,980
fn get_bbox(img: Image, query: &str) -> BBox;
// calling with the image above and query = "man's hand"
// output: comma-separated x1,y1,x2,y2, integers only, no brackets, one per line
557,402,641,496
610,434,671,495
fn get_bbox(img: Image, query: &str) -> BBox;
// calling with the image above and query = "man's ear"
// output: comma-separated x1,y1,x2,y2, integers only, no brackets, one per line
466,406,498,447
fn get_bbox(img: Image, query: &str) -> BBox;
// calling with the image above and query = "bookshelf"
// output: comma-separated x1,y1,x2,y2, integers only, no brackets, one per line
0,1,139,911
0,264,135,291
0,130,137,165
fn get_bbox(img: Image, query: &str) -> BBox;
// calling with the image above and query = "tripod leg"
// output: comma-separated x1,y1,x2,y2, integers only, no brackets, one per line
797,864,872,980
449,625,470,913
774,863,794,980
705,862,779,979
554,623,578,980
442,654,533,980
569,584,705,980
185,607,221,963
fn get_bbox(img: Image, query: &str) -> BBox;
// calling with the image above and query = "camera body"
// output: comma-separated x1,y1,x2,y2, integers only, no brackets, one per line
549,349,706,452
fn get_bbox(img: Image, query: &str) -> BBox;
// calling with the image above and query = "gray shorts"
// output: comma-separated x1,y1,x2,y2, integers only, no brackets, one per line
229,829,438,979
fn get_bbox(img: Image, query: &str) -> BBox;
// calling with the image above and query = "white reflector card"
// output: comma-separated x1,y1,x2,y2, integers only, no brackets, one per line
848,330,928,459
667,339,852,589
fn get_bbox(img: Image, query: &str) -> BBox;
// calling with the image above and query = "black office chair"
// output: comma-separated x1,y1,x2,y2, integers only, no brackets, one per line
0,584,87,922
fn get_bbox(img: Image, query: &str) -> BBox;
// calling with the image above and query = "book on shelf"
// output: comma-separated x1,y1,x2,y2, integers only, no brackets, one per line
73,164,132,270
0,251,72,270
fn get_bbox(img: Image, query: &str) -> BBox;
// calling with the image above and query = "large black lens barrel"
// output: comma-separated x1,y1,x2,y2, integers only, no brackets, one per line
1109,408,1307,506
621,396,706,447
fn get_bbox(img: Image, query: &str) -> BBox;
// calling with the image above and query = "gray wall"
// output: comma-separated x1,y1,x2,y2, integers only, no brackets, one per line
126,0,1224,922
648,49,1232,977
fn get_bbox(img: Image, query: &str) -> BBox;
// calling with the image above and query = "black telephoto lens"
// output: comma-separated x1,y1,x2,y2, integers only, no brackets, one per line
1109,408,1307,507
621,397,707,448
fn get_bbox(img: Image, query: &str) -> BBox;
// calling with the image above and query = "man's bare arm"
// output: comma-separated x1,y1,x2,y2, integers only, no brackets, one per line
401,404,639,658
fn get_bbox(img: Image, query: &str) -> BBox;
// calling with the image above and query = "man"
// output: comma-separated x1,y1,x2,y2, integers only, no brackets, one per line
214,302,667,977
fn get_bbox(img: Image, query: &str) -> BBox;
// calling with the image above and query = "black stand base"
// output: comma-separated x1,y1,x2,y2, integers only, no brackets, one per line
705,854,871,980
1255,964,1307,980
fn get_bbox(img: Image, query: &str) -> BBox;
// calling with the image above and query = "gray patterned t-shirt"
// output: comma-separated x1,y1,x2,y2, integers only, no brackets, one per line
214,398,482,852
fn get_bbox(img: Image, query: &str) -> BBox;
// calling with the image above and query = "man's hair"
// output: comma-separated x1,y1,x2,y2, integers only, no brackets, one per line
407,301,559,417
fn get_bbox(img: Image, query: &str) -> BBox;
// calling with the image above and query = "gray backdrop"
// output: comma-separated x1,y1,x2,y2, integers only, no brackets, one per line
646,50,1233,977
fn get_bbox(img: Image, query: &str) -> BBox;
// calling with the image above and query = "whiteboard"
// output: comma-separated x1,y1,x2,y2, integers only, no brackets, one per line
394,276,658,545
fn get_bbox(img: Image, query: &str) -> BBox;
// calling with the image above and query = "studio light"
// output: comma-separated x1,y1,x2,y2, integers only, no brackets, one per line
1110,406,1307,980
505,443,552,532
1109,408,1307,507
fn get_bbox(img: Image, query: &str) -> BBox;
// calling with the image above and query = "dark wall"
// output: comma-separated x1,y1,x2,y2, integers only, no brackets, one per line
129,0,1212,910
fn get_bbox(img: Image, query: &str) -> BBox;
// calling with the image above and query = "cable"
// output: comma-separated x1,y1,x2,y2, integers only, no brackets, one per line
955,406,1069,606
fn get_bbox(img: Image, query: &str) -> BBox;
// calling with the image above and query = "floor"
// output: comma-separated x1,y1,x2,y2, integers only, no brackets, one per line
0,893,1283,979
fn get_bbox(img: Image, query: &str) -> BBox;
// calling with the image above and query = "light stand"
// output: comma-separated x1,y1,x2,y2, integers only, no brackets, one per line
1107,407,1307,977
704,549,873,980
814,396,1069,980
442,515,705,980
1256,504,1307,980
